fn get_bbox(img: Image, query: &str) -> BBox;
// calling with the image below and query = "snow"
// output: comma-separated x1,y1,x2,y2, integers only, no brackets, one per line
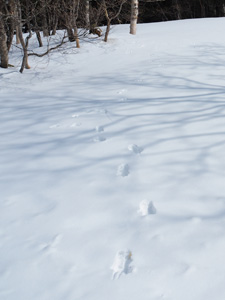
1,18,225,299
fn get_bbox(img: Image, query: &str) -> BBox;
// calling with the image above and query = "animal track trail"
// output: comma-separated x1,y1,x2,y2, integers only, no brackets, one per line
115,144,143,178
111,250,133,280
50,119,81,129
117,89,128,102
49,113,83,129
86,108,108,116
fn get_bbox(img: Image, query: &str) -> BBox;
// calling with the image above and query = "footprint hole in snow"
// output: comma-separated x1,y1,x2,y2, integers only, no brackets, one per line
117,163,130,177
93,136,106,142
117,89,127,95
128,144,143,154
138,200,156,216
49,124,61,129
111,250,133,280
70,122,81,128
95,126,104,133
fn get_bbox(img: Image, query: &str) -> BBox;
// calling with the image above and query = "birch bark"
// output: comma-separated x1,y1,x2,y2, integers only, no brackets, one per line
86,0,90,29
130,0,138,35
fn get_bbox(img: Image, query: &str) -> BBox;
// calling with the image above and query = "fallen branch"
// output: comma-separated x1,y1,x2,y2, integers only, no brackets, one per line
28,35,67,58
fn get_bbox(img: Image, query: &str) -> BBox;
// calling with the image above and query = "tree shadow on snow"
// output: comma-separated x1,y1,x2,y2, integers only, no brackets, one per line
1,42,225,191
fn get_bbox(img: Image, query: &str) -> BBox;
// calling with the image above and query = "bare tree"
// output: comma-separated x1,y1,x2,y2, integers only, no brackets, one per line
102,0,127,42
72,0,81,48
61,0,81,47
16,0,31,72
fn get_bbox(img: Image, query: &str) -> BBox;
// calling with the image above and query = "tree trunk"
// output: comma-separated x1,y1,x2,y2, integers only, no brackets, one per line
86,0,90,29
18,30,32,73
16,2,31,72
67,27,75,42
51,16,58,35
74,26,80,48
0,15,8,68
16,1,22,44
43,23,49,37
16,26,21,44
36,31,43,47
130,0,138,35
40,0,49,37
104,20,110,42
5,0,16,51
7,22,14,51
72,0,80,48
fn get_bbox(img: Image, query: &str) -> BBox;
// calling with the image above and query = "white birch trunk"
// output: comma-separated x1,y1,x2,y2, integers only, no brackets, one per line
130,0,138,35
85,0,90,29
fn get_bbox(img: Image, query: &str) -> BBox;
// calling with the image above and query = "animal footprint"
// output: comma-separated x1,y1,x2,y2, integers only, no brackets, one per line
95,126,104,133
117,164,129,177
93,136,106,142
49,123,61,129
117,89,127,95
94,126,106,142
70,122,81,127
97,108,108,115
138,200,156,216
111,250,133,280
128,144,143,154
117,89,128,101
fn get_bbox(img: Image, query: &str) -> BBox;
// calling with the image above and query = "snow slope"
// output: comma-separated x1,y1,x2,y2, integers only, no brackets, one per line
1,18,225,300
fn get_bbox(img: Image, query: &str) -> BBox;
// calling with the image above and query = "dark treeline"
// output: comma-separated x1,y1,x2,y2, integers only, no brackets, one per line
139,0,225,23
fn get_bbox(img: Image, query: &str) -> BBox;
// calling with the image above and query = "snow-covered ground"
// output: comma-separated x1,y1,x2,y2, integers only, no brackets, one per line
1,18,225,300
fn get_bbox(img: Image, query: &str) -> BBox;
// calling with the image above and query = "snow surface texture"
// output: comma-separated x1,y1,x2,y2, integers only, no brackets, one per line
1,18,225,300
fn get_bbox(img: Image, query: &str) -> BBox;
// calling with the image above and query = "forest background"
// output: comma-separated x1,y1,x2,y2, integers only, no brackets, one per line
1,0,225,71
